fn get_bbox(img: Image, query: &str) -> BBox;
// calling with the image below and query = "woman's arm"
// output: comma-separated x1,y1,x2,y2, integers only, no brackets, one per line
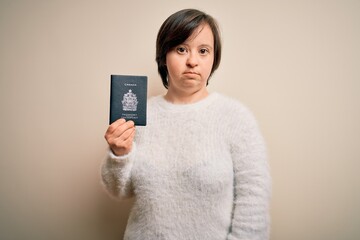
227,108,271,240
101,147,136,199
101,119,136,199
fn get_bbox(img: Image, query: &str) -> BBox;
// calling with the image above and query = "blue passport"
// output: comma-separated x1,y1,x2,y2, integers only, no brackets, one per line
109,75,147,126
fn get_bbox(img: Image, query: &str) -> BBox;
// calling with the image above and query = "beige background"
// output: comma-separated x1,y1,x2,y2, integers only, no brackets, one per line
1,0,359,239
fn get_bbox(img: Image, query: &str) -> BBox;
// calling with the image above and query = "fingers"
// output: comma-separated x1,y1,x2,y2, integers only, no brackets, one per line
106,128,135,146
106,118,126,136
112,122,135,140
105,119,134,141
104,119,136,156
115,125,135,142
116,128,135,150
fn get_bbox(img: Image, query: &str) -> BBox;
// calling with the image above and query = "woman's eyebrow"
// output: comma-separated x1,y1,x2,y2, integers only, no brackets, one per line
199,44,213,49
180,42,213,49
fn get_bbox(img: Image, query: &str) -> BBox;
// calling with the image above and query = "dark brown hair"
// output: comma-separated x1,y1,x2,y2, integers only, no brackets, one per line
156,9,222,89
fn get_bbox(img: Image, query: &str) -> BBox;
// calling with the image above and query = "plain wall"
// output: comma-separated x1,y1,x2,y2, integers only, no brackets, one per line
1,0,359,239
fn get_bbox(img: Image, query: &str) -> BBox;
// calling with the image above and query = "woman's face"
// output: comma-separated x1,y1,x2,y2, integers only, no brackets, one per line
166,23,214,96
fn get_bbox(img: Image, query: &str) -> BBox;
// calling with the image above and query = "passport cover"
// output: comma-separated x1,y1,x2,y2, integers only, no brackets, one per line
109,75,147,126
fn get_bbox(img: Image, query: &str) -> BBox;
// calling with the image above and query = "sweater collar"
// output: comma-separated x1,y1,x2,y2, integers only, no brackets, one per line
156,92,219,112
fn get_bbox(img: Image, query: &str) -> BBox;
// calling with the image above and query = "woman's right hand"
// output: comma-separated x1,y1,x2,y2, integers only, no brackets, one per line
104,119,136,156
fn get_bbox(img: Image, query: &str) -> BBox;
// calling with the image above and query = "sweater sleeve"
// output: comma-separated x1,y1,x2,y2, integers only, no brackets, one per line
100,143,136,199
227,108,271,240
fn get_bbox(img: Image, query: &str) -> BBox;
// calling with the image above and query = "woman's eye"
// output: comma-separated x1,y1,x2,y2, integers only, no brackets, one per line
176,47,187,54
199,48,209,55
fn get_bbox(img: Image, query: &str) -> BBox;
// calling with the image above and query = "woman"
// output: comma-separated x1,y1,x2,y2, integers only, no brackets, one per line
102,9,271,240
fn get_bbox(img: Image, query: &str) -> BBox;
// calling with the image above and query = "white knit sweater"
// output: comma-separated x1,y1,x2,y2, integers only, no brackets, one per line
101,93,271,240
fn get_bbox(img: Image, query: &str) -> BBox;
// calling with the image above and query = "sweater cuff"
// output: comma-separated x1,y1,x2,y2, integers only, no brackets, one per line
108,142,136,163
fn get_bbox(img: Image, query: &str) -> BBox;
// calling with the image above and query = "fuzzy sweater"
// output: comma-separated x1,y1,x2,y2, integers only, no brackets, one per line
101,93,271,240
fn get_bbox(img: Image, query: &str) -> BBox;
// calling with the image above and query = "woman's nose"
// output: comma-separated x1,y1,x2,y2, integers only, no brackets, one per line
186,52,198,67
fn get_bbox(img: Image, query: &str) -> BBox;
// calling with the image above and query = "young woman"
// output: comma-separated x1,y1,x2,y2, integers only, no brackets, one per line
102,9,271,240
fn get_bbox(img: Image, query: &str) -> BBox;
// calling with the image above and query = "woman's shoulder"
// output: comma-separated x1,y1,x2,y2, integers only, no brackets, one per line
212,93,261,128
212,93,253,116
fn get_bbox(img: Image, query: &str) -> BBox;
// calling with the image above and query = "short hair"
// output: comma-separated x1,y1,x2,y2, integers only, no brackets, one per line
156,9,222,89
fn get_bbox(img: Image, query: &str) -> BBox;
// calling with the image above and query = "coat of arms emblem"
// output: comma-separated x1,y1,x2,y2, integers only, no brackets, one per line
122,89,138,111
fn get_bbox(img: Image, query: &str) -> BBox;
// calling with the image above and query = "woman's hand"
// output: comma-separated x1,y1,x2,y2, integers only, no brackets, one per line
104,119,135,156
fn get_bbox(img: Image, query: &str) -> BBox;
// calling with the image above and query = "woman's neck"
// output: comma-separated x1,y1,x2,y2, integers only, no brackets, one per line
164,88,209,104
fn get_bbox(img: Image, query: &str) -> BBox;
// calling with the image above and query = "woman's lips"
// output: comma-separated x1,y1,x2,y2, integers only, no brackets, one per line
183,71,199,77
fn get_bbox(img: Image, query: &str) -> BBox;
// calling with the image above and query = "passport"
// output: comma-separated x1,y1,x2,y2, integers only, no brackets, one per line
109,75,147,126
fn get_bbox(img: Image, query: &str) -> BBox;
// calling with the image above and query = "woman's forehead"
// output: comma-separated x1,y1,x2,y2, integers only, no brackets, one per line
183,23,214,46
